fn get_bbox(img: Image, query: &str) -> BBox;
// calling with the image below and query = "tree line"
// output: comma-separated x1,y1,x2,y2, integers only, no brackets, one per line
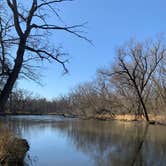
6,38,166,122
65,39,166,121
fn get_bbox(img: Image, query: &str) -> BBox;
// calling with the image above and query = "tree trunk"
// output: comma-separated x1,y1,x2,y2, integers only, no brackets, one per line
139,97,149,122
0,39,25,113
133,83,150,122
136,91,149,122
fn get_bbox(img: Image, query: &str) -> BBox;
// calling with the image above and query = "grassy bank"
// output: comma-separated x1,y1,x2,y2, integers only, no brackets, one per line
0,126,29,165
93,113,166,125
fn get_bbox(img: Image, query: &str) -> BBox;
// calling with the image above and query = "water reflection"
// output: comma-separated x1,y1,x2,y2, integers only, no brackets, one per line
0,116,166,166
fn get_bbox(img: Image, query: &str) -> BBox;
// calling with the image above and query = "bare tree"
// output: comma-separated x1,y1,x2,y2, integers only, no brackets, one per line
151,57,166,113
100,39,166,122
0,0,88,112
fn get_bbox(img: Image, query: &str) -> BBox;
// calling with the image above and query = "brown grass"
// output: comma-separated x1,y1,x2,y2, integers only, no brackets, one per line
0,126,29,165
0,127,15,160
95,113,166,124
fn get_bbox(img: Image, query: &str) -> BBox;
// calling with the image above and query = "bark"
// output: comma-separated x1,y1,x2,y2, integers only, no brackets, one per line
0,39,26,113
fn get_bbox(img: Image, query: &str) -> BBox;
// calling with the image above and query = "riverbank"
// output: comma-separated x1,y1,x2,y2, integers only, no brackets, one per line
1,111,166,126
0,127,29,165
59,113,166,125
90,113,166,125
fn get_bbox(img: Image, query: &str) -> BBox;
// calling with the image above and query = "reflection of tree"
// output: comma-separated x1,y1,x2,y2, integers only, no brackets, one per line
63,121,145,166
1,117,166,166
52,121,166,166
130,124,148,166
140,125,166,166
59,121,166,166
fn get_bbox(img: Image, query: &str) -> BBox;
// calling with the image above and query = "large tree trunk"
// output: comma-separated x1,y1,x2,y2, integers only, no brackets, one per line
0,40,25,113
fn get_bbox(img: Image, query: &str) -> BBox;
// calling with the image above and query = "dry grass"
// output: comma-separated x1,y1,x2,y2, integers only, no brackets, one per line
0,126,29,165
0,127,15,160
95,113,166,124
149,114,166,124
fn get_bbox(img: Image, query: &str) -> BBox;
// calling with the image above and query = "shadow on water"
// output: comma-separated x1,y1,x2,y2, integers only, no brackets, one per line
0,116,166,166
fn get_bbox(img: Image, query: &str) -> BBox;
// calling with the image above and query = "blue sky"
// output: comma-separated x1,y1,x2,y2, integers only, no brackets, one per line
19,0,166,99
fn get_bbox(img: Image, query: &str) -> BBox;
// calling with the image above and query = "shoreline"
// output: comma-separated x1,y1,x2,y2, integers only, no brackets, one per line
0,112,166,126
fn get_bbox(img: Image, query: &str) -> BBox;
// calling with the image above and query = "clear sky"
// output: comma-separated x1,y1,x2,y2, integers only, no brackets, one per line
19,0,166,99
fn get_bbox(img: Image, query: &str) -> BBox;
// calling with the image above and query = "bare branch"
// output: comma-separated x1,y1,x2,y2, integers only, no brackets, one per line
25,45,68,73
31,23,92,43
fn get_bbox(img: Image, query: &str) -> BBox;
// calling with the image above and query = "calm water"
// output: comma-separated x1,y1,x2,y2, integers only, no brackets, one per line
0,115,166,166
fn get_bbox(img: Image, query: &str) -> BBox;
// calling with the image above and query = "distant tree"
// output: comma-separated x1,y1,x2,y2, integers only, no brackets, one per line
0,0,88,112
151,56,166,112
9,88,33,113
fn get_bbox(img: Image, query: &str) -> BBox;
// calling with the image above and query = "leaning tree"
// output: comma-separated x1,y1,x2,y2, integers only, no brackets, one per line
100,39,166,122
0,0,88,112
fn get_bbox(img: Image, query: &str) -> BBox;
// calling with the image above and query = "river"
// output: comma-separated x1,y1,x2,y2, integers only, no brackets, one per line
0,115,166,166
